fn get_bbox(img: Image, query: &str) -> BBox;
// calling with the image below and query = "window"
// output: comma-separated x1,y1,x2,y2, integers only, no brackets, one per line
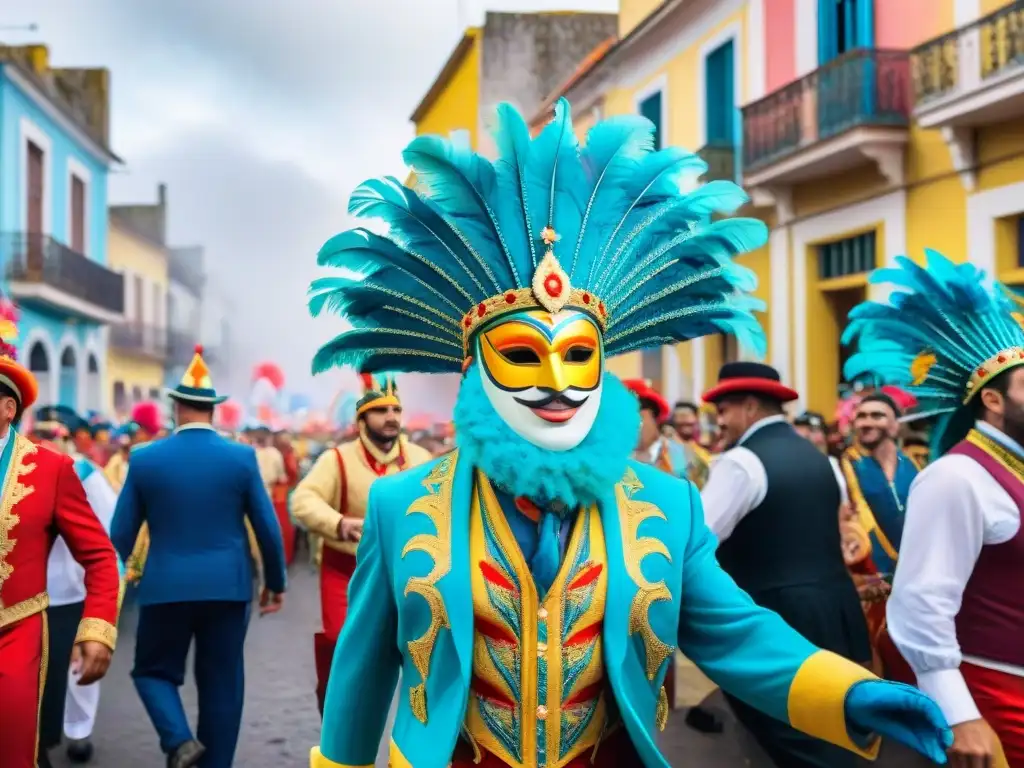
817,231,876,280
1017,216,1024,267
153,283,164,328
26,141,45,235
113,381,127,412
131,385,143,403
641,349,663,389
704,40,736,148
149,387,161,400
70,174,86,252
638,89,663,150
818,0,874,64
134,275,144,326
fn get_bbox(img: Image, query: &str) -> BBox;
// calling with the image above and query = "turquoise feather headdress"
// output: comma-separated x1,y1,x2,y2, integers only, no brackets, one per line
842,249,1024,454
309,99,768,375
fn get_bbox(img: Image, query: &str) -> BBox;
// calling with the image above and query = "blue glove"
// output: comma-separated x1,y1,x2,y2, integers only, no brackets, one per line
845,680,953,764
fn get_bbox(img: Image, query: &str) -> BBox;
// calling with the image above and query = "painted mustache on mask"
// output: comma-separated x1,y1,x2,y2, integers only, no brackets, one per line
513,391,589,409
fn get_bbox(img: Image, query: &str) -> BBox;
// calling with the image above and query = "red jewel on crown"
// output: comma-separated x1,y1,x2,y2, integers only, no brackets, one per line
543,273,563,298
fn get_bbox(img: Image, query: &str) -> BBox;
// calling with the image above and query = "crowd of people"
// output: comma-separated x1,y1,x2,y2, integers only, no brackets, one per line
2,97,1021,768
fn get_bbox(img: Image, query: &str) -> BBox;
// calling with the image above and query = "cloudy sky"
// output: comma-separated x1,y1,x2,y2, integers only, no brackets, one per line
10,0,616,418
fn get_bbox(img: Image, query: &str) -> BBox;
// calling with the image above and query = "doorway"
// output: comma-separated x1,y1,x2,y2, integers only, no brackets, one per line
827,285,866,396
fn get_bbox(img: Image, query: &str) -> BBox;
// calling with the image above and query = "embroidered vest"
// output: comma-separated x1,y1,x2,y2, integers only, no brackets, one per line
464,473,610,768
948,429,1024,667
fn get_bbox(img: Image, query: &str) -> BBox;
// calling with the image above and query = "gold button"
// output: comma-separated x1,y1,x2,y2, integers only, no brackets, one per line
536,705,548,720
537,607,549,621
537,642,547,656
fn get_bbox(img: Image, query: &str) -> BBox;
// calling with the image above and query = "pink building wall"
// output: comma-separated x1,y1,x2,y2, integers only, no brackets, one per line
764,0,797,94
875,0,952,49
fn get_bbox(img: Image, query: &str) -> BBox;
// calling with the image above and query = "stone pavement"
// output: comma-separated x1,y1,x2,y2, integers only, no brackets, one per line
47,564,937,767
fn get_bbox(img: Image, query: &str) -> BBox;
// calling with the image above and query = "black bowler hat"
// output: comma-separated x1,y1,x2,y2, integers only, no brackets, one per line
702,361,799,404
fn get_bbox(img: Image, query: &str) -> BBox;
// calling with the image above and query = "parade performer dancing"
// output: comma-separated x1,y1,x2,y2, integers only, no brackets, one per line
844,250,1024,767
306,100,951,768
292,373,431,714
0,307,120,768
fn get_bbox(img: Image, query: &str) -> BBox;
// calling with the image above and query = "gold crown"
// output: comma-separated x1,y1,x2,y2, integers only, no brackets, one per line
963,347,1024,403
459,229,608,356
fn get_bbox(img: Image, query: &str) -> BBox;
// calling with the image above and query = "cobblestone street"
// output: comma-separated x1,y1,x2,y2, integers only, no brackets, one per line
48,564,934,767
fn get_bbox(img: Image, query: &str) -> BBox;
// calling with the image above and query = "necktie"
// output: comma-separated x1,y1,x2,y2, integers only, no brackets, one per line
530,501,569,598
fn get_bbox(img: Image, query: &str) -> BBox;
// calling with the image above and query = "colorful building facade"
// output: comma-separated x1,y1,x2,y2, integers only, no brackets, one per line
537,0,1024,416
0,45,123,413
107,186,170,418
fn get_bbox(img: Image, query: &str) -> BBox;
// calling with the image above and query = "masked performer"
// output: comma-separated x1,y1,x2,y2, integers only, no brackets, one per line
293,374,432,714
844,250,1024,767
303,101,954,768
0,305,120,768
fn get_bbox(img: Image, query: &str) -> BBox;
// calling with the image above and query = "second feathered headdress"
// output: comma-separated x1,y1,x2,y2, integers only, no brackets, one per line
309,99,768,375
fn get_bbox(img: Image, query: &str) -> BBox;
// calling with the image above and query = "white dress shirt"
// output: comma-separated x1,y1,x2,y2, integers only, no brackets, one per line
700,415,785,542
887,421,1023,727
47,455,119,607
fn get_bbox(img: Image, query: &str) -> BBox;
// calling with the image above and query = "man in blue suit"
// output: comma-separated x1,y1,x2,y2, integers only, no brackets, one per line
111,345,287,768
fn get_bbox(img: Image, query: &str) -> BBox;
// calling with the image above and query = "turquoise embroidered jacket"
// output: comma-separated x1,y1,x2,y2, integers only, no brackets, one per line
313,451,880,768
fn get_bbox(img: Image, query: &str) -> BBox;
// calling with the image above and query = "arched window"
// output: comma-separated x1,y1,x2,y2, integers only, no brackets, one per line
59,346,78,409
28,342,49,372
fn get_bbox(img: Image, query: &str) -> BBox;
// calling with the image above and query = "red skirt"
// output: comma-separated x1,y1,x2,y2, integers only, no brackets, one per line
450,727,638,767
273,496,295,567
962,661,1024,767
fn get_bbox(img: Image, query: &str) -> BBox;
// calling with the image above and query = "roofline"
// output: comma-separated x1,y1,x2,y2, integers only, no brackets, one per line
1,62,122,165
108,211,170,257
558,0,684,108
529,36,616,128
409,29,479,124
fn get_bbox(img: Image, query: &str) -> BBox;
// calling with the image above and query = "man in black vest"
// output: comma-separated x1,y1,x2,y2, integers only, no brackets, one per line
701,362,871,768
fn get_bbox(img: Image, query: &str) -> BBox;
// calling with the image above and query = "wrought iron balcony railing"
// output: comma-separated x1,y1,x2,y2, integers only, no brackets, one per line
1,232,125,316
911,0,1024,105
697,143,737,183
742,49,911,172
110,323,168,359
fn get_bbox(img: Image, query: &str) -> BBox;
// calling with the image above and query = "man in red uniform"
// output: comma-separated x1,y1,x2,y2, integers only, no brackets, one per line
0,306,121,768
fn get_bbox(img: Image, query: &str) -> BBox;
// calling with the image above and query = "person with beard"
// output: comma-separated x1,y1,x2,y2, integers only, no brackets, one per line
34,408,121,767
305,101,951,768
837,393,918,685
292,373,432,716
699,362,875,768
844,251,1024,767
0,304,120,768
110,345,286,768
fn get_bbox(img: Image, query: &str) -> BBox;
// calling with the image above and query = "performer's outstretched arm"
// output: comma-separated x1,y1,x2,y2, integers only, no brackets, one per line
677,483,948,760
313,491,400,768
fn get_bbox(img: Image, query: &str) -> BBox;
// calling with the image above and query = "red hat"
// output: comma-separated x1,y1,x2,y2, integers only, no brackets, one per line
622,378,671,422
131,401,163,435
0,300,38,409
702,362,799,404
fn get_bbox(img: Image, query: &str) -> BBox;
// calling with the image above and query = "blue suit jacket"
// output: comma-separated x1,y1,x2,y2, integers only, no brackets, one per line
110,424,287,605
314,452,881,768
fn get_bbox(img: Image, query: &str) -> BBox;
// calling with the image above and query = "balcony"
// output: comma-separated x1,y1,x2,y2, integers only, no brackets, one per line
1,233,124,323
911,1,1024,189
696,143,737,183
110,323,167,361
741,49,911,221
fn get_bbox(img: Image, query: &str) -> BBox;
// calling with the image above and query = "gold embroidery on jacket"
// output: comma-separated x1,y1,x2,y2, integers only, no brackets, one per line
616,468,674,681
402,450,457,724
0,436,37,608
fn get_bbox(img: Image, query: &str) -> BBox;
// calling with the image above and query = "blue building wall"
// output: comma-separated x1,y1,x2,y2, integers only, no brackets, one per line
0,64,113,412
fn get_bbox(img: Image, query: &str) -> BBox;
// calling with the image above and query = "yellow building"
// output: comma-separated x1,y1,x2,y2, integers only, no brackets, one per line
107,189,171,418
550,0,762,394
543,0,1024,419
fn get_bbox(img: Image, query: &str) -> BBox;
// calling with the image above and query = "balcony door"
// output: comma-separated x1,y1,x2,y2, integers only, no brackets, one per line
818,0,876,139
27,141,45,235
705,40,738,158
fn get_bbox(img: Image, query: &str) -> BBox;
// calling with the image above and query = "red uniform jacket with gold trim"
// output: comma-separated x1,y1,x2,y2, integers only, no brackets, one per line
0,434,120,649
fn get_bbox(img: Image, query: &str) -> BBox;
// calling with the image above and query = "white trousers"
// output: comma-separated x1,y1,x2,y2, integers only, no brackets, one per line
64,665,101,741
